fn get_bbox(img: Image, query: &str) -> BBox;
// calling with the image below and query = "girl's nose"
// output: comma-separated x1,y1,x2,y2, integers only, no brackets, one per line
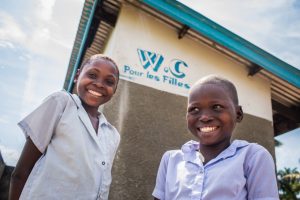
198,112,213,122
94,79,104,88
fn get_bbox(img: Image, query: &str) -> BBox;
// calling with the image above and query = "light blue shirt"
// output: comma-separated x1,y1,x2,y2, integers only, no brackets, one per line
152,140,279,200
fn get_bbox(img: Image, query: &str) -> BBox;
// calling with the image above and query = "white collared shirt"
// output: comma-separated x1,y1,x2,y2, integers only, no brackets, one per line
18,90,120,200
153,140,279,200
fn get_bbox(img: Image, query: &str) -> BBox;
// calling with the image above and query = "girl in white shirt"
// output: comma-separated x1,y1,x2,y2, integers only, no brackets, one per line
9,54,120,200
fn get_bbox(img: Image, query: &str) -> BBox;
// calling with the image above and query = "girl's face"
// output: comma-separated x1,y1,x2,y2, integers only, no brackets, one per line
186,83,242,148
75,59,118,110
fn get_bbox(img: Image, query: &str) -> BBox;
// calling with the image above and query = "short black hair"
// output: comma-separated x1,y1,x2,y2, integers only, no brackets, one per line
191,75,239,105
80,54,119,79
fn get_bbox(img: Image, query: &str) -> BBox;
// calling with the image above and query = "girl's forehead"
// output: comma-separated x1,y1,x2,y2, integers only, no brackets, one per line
84,59,118,73
191,83,227,94
89,58,113,67
189,83,232,101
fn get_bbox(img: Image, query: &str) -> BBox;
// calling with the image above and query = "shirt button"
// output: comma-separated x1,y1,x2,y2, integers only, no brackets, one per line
102,161,105,165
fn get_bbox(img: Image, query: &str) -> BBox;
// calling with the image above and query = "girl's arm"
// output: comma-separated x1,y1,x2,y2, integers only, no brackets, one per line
152,151,171,200
9,137,42,200
245,146,279,199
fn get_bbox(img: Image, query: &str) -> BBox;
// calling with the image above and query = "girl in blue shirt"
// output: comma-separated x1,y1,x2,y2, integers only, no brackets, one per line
153,75,279,200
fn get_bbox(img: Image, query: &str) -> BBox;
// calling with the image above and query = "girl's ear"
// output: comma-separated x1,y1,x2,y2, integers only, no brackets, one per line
236,106,243,122
113,78,119,93
74,69,81,83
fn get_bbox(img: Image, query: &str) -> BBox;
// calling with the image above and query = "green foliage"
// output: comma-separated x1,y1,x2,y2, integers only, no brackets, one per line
277,167,300,200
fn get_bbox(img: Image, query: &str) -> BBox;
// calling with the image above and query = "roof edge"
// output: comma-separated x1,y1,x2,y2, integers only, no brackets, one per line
142,0,300,88
66,0,100,92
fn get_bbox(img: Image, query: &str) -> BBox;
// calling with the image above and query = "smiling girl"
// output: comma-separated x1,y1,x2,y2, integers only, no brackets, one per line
10,54,120,200
152,75,279,200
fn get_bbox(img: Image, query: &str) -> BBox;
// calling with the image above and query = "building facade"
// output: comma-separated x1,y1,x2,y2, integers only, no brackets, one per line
64,1,300,199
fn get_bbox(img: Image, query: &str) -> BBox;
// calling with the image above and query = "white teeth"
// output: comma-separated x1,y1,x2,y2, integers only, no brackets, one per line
88,90,102,97
200,127,217,133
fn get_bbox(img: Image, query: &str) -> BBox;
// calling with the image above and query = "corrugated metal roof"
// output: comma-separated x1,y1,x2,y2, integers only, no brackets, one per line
83,0,121,61
64,0,96,90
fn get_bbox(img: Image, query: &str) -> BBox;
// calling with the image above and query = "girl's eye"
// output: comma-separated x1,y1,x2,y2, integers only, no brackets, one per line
88,73,97,79
105,79,115,86
188,107,200,114
213,105,223,111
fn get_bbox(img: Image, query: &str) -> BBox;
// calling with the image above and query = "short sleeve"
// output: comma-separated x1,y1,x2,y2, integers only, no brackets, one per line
152,151,171,200
245,145,279,200
18,91,68,153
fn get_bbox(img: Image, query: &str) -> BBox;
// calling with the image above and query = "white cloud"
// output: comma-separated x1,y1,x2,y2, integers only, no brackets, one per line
0,0,84,167
0,117,9,124
6,0,84,116
0,40,15,49
0,145,20,166
179,0,300,69
275,128,300,170
0,0,82,60
37,0,56,21
20,57,68,117
0,12,27,44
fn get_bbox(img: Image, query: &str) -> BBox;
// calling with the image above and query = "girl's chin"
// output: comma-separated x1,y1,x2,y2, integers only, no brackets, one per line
196,133,219,144
83,100,102,108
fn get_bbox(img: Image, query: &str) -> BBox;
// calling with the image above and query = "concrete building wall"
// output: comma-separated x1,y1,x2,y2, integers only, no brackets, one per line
105,4,273,121
100,3,275,200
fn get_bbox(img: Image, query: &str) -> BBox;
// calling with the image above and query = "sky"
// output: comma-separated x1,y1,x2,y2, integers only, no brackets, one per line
0,0,299,169
275,128,300,170
0,0,84,165
179,0,300,70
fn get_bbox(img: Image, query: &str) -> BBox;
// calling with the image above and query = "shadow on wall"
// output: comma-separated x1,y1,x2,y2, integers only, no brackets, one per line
0,151,14,200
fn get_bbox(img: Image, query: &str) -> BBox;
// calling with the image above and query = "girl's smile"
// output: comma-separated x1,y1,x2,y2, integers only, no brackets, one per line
88,89,103,97
196,125,220,140
198,126,219,133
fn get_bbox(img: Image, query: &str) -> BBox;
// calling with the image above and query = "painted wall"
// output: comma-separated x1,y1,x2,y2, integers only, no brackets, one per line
105,3,273,122
102,3,276,199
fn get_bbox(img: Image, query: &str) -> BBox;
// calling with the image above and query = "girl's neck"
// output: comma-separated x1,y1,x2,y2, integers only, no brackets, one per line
200,141,230,164
82,104,100,133
82,102,100,118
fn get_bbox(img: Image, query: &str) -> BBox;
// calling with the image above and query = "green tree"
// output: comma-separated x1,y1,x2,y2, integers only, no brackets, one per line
277,167,300,200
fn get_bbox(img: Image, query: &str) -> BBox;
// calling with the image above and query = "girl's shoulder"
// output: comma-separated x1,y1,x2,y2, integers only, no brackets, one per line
41,90,73,111
45,90,72,103
164,149,182,156
244,141,269,155
161,149,183,163
234,140,272,161
233,139,266,152
47,89,70,99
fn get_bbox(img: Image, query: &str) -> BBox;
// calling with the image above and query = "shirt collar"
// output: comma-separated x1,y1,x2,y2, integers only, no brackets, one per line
181,139,249,166
181,140,201,166
216,139,249,160
181,140,200,154
98,112,109,126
